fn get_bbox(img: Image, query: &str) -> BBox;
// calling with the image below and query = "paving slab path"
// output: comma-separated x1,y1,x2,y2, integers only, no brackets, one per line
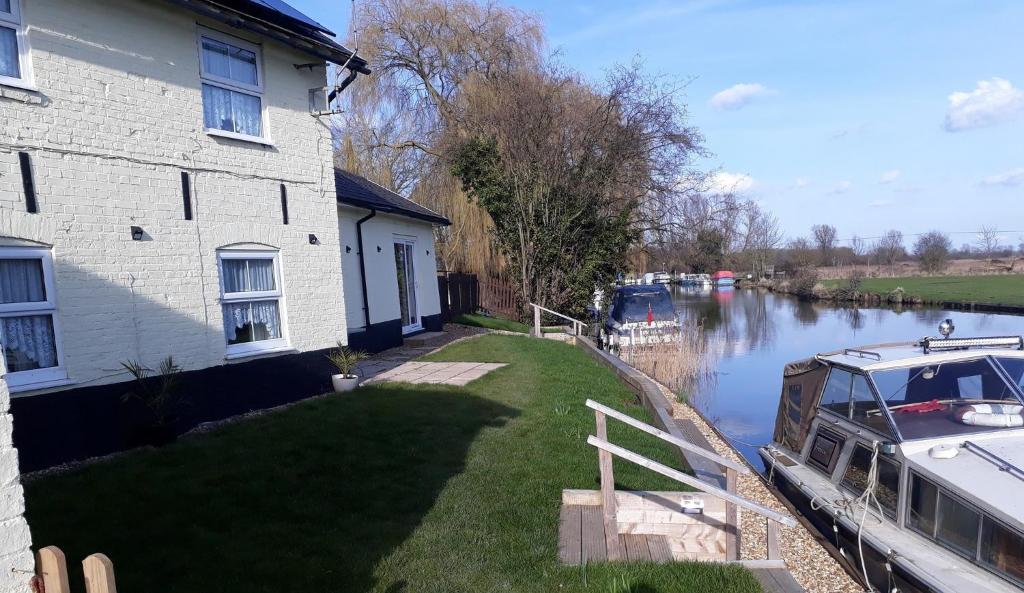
364,361,507,386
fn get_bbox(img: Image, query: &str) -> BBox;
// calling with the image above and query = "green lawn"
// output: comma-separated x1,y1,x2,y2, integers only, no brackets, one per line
24,335,759,593
453,312,531,333
824,274,1024,306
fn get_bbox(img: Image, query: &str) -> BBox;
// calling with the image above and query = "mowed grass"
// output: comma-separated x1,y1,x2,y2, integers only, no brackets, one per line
23,335,760,593
825,274,1024,306
452,312,531,332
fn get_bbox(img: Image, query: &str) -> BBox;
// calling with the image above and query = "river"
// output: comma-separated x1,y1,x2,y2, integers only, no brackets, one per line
670,286,1024,470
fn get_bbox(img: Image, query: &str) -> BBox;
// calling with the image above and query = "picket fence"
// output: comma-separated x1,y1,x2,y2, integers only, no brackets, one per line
31,547,116,593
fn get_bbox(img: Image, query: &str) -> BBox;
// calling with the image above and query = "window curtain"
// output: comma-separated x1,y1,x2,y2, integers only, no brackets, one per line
222,301,280,342
2,315,57,370
0,26,19,80
0,258,46,304
221,259,274,294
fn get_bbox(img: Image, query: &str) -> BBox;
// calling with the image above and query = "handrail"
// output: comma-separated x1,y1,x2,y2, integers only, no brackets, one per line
585,399,748,475
529,302,588,336
587,436,797,528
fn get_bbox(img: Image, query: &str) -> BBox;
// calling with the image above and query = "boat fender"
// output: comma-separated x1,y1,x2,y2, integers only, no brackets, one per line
955,404,1024,428
928,444,959,459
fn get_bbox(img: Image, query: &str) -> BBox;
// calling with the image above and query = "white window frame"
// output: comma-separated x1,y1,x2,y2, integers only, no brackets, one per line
196,27,270,144
0,247,67,389
217,250,290,358
0,0,35,91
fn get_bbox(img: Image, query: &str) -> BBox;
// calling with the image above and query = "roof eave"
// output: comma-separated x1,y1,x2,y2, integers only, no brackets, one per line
338,198,451,226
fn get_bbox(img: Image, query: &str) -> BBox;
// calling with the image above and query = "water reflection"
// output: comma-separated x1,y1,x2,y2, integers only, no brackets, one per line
669,286,1024,470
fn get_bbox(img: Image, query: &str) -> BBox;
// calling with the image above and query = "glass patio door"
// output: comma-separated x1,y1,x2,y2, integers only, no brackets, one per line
394,238,420,333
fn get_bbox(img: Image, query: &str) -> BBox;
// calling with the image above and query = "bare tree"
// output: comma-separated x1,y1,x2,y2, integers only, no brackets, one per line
976,225,1001,260
850,235,867,263
785,237,818,270
875,229,905,275
744,206,783,278
915,231,952,274
811,224,838,266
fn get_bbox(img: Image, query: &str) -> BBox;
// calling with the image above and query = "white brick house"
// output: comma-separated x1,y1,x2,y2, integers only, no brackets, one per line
0,0,369,470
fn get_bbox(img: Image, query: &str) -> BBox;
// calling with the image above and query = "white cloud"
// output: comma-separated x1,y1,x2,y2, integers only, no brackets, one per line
944,78,1024,132
710,83,775,111
827,180,852,195
793,177,811,188
980,168,1024,187
879,170,901,184
709,171,755,193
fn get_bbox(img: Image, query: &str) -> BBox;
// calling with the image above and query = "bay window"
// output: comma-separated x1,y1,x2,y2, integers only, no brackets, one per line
0,247,65,388
0,0,31,89
198,28,265,141
218,251,287,356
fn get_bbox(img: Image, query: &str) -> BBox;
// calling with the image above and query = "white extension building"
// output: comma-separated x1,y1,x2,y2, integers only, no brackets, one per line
0,0,370,472
335,170,450,352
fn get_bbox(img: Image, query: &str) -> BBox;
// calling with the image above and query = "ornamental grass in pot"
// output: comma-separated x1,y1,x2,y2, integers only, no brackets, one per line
326,343,368,392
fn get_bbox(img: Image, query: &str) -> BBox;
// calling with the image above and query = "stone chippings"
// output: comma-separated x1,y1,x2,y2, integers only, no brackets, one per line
658,384,863,593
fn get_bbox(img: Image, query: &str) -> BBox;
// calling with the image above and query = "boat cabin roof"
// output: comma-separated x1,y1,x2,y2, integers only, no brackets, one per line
817,338,1024,371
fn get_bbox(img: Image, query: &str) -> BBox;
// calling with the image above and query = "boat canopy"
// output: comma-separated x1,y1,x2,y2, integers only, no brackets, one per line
711,270,734,280
772,357,829,452
608,286,676,324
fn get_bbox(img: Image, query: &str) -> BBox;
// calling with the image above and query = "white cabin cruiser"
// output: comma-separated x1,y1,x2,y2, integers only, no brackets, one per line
761,322,1024,593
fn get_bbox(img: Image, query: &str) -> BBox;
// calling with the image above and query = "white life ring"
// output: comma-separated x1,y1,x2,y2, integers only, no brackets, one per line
956,404,1024,428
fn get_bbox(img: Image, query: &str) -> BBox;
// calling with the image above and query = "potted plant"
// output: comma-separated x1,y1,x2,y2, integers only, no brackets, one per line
121,356,184,446
326,343,367,392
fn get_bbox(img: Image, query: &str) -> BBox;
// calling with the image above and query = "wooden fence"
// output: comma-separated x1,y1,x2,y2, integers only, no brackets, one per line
480,277,521,321
438,272,523,322
32,546,116,593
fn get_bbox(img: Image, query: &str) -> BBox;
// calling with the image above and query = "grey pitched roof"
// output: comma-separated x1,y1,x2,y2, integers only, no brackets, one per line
335,169,451,226
169,0,370,74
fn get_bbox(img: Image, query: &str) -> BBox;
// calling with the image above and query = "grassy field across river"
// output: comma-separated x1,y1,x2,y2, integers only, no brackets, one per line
823,274,1024,307
24,335,759,593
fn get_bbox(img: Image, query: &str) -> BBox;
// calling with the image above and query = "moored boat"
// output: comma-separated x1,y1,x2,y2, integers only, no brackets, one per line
598,284,678,353
711,270,735,287
760,322,1024,593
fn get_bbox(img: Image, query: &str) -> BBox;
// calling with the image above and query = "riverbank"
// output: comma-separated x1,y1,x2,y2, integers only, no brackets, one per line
766,273,1024,313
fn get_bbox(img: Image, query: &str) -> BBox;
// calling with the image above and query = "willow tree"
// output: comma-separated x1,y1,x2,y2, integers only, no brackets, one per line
449,64,704,315
335,0,543,274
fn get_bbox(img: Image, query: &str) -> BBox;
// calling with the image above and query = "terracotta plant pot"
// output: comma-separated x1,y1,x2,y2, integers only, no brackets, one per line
331,373,360,392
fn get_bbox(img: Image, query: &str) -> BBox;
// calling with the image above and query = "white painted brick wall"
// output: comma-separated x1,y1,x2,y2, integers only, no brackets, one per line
0,377,33,593
0,0,349,395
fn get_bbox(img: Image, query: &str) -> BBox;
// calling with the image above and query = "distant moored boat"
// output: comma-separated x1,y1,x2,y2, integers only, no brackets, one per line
711,270,735,287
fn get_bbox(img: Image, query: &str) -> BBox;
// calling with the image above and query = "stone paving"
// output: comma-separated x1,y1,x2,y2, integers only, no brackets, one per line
351,323,488,383
364,361,507,386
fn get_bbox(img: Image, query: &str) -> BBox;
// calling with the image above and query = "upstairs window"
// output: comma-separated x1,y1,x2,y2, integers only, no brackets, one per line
218,251,287,356
0,0,30,88
198,29,264,140
0,247,65,389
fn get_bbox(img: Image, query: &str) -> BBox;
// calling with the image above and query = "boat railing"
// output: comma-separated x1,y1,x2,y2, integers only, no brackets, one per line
528,303,588,337
584,398,796,562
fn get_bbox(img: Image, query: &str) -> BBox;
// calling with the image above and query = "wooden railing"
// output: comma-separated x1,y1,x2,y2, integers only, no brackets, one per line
584,399,796,562
32,547,117,593
528,303,588,337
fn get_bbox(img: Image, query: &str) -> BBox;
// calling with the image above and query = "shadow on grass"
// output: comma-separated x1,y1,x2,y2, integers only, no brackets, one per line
24,386,517,593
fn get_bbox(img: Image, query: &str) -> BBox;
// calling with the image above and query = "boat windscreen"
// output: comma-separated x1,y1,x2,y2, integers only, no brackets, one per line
613,291,676,324
870,358,1024,440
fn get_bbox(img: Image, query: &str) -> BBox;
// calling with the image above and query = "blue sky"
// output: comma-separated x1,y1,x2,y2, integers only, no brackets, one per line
292,0,1024,245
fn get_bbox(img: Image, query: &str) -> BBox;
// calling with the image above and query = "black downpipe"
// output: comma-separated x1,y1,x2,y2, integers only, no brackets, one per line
355,209,376,329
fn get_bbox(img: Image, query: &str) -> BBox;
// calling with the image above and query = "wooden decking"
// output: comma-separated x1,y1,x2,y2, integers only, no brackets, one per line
750,566,807,593
559,504,673,564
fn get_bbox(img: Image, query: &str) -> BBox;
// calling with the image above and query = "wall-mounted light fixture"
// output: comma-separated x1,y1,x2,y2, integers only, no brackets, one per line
308,234,320,245
345,245,352,253
376,246,382,253
130,226,144,241
426,250,430,256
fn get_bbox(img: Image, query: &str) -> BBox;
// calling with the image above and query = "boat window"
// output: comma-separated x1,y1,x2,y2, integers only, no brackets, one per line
995,357,1024,391
981,517,1024,584
840,444,900,519
819,368,894,437
612,290,676,324
936,491,981,557
871,358,1023,440
908,473,938,536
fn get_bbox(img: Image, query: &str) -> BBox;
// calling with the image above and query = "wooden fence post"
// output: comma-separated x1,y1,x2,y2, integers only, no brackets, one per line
766,519,781,561
595,410,622,560
725,467,739,561
36,547,70,593
82,554,117,593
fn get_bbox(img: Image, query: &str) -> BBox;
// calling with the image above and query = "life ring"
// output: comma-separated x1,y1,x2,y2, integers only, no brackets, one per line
955,404,1024,428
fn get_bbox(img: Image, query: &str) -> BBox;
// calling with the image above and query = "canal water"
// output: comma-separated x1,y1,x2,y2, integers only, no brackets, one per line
670,286,1024,470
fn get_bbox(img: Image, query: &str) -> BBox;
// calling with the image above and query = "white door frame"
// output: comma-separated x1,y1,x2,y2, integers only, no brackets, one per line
394,235,421,334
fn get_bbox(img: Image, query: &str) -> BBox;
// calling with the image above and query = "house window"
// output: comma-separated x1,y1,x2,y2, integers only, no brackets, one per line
198,29,264,139
0,0,30,88
218,251,287,356
0,247,65,388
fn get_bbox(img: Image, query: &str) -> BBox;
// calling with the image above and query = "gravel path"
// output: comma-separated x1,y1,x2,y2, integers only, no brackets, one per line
657,383,864,593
